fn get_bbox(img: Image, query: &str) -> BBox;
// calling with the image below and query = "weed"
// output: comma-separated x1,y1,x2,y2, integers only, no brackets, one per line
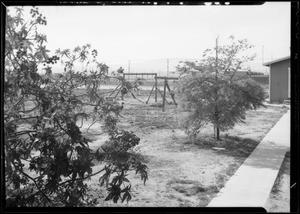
197,185,221,207
179,201,192,207
168,179,197,185
166,194,177,200
168,179,209,198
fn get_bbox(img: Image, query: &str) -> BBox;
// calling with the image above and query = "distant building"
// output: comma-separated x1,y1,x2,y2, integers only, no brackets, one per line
227,70,269,84
228,70,249,78
263,56,290,103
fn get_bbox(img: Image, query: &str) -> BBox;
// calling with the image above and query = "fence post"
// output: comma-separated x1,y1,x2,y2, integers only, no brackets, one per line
155,74,157,102
162,78,167,112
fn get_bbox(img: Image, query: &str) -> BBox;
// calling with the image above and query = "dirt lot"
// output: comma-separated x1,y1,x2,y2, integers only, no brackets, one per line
79,92,289,207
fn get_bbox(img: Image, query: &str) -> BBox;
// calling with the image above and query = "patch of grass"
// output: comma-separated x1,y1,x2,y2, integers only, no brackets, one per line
173,185,206,196
123,107,177,129
174,134,259,157
197,185,221,206
167,179,197,185
166,193,177,200
210,135,260,157
179,201,193,207
166,178,222,207
215,162,240,189
180,136,218,151
167,179,218,199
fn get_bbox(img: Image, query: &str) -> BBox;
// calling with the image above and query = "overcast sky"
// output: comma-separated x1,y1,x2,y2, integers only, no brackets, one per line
13,2,290,73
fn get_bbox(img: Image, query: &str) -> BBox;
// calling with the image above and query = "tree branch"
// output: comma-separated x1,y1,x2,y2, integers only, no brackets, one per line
26,167,106,201
12,162,53,204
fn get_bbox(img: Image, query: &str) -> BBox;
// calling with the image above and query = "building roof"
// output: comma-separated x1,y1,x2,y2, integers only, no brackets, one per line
227,70,265,76
263,56,290,67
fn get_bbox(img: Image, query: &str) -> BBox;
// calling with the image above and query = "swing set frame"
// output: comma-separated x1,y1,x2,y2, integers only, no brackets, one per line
109,73,157,102
109,72,178,111
146,76,178,112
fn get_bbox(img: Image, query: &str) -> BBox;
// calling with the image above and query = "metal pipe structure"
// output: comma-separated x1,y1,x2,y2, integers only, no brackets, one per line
123,72,158,102
123,72,157,76
156,76,179,80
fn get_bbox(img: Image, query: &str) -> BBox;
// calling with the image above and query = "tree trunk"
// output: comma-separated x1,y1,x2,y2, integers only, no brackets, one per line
214,125,221,140
216,127,220,140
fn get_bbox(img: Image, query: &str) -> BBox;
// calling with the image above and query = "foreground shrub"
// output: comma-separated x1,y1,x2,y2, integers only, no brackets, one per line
5,7,147,207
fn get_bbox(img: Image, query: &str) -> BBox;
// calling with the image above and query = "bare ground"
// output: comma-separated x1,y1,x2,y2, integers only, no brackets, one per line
264,151,290,212
80,95,289,207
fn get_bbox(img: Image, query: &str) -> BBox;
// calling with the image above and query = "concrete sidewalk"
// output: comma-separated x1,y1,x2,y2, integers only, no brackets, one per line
208,110,290,208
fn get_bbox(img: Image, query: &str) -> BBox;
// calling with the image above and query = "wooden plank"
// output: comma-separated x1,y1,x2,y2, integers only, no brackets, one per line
165,81,177,105
146,84,155,104
162,78,167,112
155,74,157,102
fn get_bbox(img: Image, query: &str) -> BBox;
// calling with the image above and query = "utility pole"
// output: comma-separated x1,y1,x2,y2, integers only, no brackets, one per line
128,60,130,73
167,59,169,77
214,36,220,140
271,53,273,61
215,36,218,73
262,45,264,64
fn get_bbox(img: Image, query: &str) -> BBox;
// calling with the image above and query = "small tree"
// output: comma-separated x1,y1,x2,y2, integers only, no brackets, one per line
4,7,147,207
177,36,265,140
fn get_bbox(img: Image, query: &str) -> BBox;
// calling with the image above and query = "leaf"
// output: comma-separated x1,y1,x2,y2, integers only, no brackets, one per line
112,196,119,203
99,171,110,187
105,184,121,203
121,191,132,203
71,171,77,183
104,193,113,201
15,7,24,16
55,48,61,55
22,40,34,52
120,184,131,193
61,49,70,57
141,171,148,185
111,176,119,185
35,34,47,44
43,66,52,75
73,46,81,52
14,15,24,26
87,167,92,175
35,45,50,61
135,163,148,184
123,177,130,183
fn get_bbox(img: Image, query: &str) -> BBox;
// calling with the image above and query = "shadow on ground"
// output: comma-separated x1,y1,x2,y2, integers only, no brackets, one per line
180,135,260,158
